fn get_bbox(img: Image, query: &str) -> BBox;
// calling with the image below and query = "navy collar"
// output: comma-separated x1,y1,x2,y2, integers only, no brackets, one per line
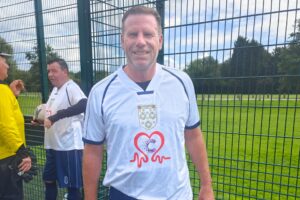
136,80,151,91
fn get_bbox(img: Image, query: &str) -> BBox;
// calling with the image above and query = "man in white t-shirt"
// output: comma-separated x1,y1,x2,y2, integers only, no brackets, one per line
41,58,87,200
82,6,214,200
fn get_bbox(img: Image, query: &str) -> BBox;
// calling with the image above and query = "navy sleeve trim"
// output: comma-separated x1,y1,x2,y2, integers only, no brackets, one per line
137,90,154,95
101,74,118,116
82,137,105,145
162,67,188,98
65,84,72,106
48,98,87,123
185,121,200,129
162,67,193,123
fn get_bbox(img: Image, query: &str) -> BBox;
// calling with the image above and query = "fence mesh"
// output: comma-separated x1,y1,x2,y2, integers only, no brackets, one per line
0,0,299,199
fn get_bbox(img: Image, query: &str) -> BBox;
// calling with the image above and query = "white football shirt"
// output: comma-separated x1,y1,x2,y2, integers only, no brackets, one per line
83,64,200,199
45,80,86,150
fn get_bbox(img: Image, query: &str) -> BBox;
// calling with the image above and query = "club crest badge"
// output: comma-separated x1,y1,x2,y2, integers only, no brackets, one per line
138,105,157,130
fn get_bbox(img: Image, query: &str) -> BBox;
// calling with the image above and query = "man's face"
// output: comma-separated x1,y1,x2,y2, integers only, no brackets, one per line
0,56,9,81
47,62,68,88
121,14,163,73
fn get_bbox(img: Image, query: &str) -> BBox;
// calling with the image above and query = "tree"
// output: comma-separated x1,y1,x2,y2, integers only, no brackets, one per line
219,59,236,93
227,36,273,93
184,56,220,93
230,36,273,77
25,44,60,91
0,37,22,83
275,19,300,93
290,19,300,42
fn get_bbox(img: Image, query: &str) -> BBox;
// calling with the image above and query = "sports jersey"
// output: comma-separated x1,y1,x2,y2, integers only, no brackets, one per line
83,63,200,200
0,82,25,159
45,80,86,150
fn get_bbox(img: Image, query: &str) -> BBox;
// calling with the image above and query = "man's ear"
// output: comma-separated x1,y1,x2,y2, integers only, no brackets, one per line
63,68,69,75
159,34,163,50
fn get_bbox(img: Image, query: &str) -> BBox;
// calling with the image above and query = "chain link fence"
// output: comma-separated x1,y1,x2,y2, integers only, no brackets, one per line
1,0,299,199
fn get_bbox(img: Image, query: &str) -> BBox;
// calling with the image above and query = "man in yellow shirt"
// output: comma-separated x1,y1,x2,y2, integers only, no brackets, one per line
0,52,32,200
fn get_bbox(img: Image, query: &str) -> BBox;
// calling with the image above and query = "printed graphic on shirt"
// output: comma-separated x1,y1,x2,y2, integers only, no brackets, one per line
130,131,171,168
138,105,157,130
64,176,69,184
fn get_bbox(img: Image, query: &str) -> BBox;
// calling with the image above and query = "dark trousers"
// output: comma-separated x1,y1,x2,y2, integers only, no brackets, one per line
0,156,23,200
109,187,137,200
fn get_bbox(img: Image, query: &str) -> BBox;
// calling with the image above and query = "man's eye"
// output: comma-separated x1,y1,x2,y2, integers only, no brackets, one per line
128,33,137,38
144,33,154,38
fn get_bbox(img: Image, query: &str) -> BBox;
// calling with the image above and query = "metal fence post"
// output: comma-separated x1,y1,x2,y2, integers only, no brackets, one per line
156,1,165,65
34,0,48,102
77,0,93,95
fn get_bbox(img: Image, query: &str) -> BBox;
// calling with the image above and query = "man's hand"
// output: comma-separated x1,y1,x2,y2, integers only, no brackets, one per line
20,149,38,182
44,118,53,128
18,156,31,173
10,80,25,97
198,184,214,200
31,120,44,126
9,147,39,183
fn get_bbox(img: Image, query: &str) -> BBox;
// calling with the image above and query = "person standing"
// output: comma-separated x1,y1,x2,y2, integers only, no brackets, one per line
82,6,214,200
42,58,87,200
0,52,32,200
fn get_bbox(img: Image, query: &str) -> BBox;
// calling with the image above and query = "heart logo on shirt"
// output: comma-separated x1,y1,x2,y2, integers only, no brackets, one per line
130,131,171,168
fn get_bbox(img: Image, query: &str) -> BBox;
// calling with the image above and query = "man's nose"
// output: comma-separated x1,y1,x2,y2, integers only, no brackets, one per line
136,33,146,45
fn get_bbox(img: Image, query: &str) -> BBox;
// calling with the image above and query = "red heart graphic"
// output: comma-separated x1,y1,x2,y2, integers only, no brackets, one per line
130,131,170,168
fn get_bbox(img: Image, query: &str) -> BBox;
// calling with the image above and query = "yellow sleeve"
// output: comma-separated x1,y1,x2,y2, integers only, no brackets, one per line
0,84,24,159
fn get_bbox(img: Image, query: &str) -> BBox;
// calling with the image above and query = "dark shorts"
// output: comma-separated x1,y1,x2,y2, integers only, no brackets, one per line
43,149,83,188
109,187,137,200
0,156,23,200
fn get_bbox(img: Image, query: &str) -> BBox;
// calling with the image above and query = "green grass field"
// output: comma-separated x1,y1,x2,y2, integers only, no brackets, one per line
18,92,43,116
191,94,300,199
20,93,299,199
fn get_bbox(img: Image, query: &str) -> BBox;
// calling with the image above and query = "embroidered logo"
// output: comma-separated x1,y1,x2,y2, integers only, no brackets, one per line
138,105,157,130
130,131,171,168
64,176,69,184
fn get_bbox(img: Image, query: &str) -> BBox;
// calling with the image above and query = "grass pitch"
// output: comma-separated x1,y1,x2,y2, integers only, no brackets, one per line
20,93,299,199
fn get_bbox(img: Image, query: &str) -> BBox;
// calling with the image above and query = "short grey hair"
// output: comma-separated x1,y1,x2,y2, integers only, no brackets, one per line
122,6,162,34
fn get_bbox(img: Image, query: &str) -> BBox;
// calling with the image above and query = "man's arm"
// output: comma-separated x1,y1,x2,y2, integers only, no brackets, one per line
9,79,25,97
83,143,104,200
0,87,24,153
44,98,87,128
185,127,214,200
48,98,87,123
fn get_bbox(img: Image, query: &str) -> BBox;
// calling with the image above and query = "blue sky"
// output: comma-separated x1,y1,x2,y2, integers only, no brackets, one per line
0,0,299,72
163,0,299,69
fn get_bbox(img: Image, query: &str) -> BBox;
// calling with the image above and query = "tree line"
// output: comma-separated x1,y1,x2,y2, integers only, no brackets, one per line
184,20,300,94
1,20,299,94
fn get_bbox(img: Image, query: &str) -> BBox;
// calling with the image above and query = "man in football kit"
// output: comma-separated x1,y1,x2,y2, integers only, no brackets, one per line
0,52,33,200
82,6,214,200
42,58,87,200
